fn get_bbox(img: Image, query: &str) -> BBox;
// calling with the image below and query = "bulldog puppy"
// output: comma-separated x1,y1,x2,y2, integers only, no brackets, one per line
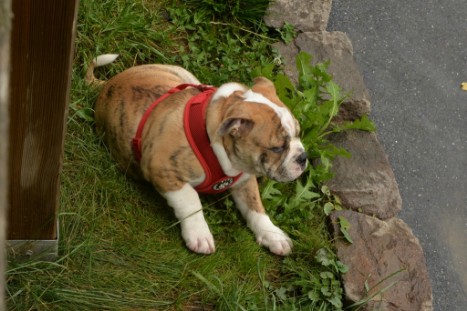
87,54,308,255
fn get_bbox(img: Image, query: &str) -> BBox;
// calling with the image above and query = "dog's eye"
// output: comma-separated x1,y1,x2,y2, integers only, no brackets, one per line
269,146,285,153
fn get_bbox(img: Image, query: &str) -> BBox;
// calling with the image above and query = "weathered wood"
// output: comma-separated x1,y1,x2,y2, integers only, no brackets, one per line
0,0,12,308
7,0,78,241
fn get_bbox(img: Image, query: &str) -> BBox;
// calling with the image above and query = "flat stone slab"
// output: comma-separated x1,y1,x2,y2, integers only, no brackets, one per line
272,41,300,83
326,130,402,219
330,210,433,310
274,31,371,121
264,0,332,32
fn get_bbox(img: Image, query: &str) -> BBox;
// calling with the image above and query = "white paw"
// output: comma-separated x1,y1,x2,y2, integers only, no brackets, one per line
256,227,293,256
249,213,293,256
181,219,216,255
164,184,216,255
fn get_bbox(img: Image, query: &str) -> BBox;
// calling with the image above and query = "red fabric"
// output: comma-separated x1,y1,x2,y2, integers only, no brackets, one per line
131,84,242,194
131,84,187,161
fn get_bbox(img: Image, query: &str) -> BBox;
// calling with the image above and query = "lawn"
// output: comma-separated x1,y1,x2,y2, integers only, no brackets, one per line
6,0,355,310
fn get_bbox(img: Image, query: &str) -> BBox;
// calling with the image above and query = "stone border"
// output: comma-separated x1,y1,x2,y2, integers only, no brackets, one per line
265,1,433,310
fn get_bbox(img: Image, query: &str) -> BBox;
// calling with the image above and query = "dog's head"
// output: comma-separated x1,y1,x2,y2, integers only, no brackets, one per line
209,77,307,182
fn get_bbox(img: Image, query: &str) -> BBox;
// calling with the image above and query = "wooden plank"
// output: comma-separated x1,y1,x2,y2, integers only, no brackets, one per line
7,0,78,240
1,0,12,308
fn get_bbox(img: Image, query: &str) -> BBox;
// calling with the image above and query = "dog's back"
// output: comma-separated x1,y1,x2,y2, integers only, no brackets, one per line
88,56,202,178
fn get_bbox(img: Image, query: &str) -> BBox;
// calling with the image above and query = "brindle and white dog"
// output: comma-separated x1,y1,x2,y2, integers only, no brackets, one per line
87,54,307,255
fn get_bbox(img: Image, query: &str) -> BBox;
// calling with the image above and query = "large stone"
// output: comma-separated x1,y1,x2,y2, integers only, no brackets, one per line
272,41,299,83
326,130,402,219
330,210,433,310
300,31,371,122
274,31,371,122
264,0,332,32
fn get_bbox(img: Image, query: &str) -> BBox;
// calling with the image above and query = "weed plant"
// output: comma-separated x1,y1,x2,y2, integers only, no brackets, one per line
182,0,271,27
6,0,374,310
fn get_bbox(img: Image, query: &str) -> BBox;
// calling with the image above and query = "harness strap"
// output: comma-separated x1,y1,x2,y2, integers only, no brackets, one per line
131,84,242,194
132,84,201,161
183,89,243,193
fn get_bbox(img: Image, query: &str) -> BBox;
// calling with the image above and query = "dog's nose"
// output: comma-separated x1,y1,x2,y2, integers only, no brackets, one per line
296,152,308,168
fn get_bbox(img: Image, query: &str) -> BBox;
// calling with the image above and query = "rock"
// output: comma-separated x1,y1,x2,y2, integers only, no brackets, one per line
272,41,299,84
334,100,370,123
296,31,371,118
273,31,371,121
330,210,433,310
326,130,402,219
264,0,332,32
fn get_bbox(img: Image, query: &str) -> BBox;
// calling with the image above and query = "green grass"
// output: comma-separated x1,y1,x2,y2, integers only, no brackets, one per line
6,0,352,310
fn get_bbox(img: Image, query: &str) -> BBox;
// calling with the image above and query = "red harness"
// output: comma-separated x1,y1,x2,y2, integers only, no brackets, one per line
131,84,242,194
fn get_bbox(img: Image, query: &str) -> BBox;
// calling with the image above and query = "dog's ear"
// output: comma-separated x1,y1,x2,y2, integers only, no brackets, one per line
251,77,285,106
252,76,276,94
217,118,254,138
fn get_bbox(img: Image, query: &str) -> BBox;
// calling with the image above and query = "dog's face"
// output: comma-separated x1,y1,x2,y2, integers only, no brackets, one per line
213,78,307,182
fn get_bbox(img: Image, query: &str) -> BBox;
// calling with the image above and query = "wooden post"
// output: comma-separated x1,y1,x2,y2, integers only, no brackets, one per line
1,0,12,308
7,0,79,259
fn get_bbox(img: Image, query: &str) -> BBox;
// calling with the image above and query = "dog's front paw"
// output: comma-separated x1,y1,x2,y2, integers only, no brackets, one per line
256,228,292,256
181,220,216,255
251,214,293,256
185,231,216,255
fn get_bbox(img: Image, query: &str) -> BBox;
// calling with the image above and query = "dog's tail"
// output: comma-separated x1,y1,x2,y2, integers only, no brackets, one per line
85,54,119,86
